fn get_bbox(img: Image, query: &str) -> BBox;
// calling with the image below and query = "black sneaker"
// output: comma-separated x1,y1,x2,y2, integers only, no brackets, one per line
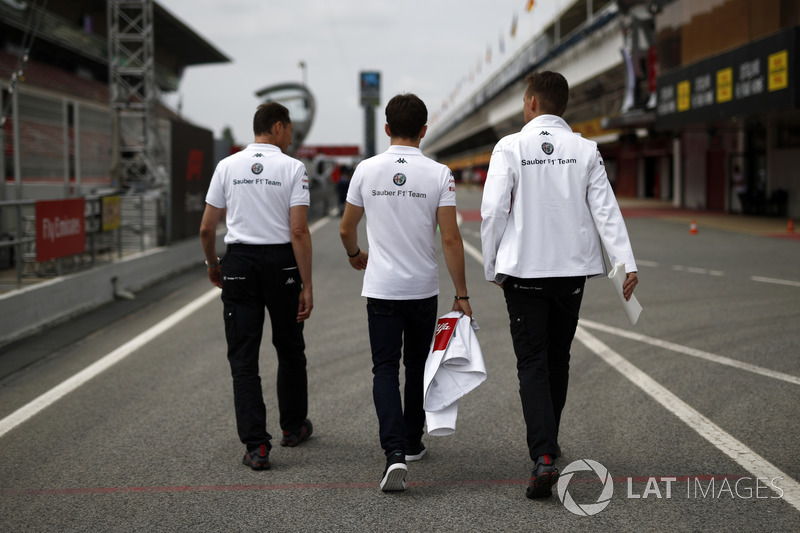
526,454,559,499
380,450,407,491
405,442,427,462
242,444,271,470
280,418,313,447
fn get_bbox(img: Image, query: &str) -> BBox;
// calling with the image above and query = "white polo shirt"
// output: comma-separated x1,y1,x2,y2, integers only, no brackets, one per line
347,145,456,299
206,143,309,244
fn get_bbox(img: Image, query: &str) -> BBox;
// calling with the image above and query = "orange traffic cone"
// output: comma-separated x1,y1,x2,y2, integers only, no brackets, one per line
689,220,698,235
788,218,795,233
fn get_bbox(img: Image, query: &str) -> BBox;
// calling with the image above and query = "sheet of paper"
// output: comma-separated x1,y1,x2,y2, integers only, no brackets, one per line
608,262,643,325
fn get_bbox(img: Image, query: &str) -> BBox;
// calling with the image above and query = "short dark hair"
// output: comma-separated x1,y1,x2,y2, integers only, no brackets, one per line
524,71,569,116
253,102,291,136
385,93,427,139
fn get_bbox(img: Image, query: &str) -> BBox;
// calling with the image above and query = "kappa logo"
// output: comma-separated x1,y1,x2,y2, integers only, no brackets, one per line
572,288,582,295
539,131,552,136
395,158,408,164
542,142,554,155
285,277,296,285
393,173,407,186
253,153,264,157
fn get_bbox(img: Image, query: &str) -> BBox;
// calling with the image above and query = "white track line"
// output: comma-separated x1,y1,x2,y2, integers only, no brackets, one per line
0,217,332,438
751,276,800,288
0,289,218,438
574,327,800,511
460,235,798,509
580,319,800,387
462,239,483,264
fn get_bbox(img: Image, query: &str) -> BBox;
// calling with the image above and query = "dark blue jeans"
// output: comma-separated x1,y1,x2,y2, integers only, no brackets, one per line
367,296,438,456
221,243,308,451
503,276,586,461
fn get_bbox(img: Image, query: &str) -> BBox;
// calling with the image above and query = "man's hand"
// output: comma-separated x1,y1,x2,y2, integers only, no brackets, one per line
207,265,222,288
297,286,313,322
348,249,368,270
452,298,473,318
623,272,638,301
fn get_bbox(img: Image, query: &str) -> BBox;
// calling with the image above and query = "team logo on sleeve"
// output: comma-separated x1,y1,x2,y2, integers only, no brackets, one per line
596,149,605,166
542,142,554,155
251,163,263,174
393,173,407,186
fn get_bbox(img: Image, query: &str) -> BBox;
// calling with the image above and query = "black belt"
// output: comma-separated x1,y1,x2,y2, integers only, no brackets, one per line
227,242,292,252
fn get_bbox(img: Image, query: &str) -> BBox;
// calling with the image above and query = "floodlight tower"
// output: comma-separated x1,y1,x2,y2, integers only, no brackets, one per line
107,0,164,191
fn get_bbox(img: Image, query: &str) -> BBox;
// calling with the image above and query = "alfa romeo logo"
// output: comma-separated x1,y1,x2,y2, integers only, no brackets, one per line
393,173,406,186
542,142,554,155
251,163,263,174
557,459,614,516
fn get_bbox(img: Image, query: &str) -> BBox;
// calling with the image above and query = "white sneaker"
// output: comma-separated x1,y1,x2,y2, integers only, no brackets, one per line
405,442,427,462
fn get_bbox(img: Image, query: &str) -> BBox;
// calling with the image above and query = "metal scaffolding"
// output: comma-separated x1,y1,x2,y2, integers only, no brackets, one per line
107,0,164,191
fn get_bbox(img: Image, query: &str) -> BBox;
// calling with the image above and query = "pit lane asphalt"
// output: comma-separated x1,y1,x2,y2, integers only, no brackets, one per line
1,187,798,532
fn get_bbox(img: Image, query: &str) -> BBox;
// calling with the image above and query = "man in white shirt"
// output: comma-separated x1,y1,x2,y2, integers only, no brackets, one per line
200,102,314,472
481,71,638,499
340,93,472,492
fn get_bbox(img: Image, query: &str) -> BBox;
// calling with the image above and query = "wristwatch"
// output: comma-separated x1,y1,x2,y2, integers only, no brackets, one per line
205,257,220,268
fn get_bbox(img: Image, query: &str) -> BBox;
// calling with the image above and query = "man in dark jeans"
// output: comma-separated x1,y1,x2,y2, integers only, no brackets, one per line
200,102,314,471
339,93,472,491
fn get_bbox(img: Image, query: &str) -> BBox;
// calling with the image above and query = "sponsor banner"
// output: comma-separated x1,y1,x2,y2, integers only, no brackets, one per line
102,195,121,232
170,120,214,241
36,198,86,262
656,27,797,129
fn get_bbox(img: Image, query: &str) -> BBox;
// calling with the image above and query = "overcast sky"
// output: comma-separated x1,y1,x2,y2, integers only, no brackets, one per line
158,0,560,153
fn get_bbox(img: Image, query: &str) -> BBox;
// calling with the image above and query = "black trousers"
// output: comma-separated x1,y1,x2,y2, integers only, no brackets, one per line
221,243,308,451
503,276,586,461
366,296,438,456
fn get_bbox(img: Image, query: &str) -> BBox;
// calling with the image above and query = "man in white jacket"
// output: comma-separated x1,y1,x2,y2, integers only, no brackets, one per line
481,71,638,499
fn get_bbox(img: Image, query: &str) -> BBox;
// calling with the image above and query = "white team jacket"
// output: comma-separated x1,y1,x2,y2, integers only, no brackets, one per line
481,114,637,282
423,312,485,436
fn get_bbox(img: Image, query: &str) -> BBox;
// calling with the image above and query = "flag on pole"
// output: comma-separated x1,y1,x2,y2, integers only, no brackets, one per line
526,0,535,12
511,12,518,37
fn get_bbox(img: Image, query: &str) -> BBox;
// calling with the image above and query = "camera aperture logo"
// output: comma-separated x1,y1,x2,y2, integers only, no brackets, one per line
556,459,786,516
557,459,614,516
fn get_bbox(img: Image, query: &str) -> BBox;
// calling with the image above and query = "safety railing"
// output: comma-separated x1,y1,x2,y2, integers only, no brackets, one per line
0,194,160,290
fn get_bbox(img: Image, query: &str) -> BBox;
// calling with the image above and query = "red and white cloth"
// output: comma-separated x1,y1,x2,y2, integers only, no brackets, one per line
423,312,486,436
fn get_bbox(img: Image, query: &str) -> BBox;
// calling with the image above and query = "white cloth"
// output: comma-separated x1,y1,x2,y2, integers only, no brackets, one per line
481,115,637,282
608,261,643,325
346,145,456,299
423,312,485,436
205,143,309,244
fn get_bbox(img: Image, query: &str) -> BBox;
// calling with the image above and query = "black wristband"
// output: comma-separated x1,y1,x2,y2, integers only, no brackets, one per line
454,295,469,300
347,247,360,258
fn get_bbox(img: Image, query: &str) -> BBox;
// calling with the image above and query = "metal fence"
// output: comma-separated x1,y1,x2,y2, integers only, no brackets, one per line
0,194,160,289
